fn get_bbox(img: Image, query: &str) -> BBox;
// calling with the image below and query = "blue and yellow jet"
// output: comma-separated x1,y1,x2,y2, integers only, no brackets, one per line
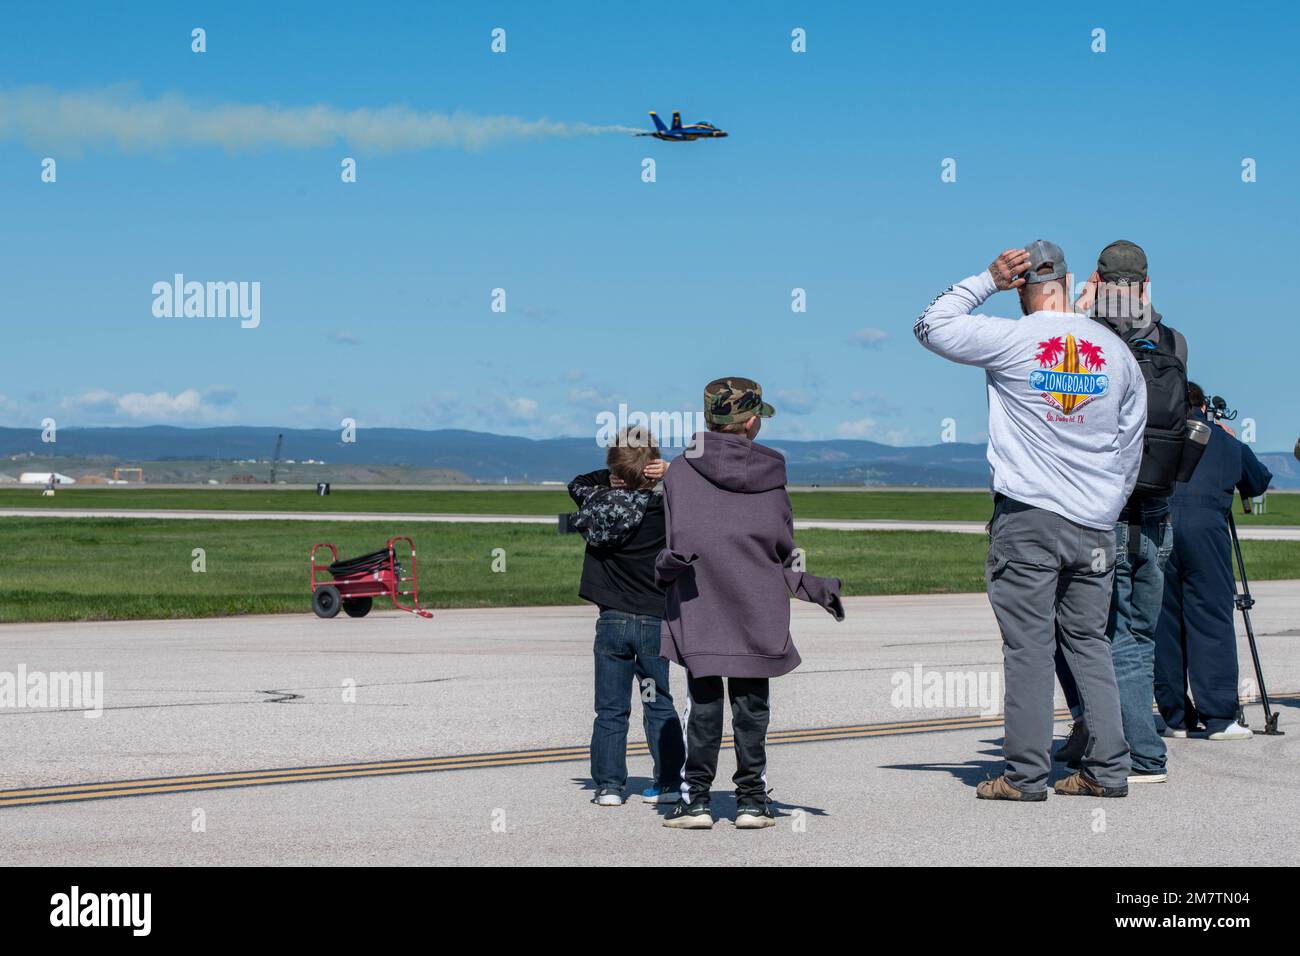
637,111,728,141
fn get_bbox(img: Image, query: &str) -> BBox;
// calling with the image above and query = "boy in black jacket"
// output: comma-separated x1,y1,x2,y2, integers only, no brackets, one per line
569,427,684,807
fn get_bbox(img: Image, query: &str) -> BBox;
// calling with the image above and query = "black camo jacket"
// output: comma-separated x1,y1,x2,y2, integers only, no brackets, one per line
567,470,666,618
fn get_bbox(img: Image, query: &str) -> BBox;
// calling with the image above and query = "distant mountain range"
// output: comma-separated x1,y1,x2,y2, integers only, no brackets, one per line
1,425,1296,489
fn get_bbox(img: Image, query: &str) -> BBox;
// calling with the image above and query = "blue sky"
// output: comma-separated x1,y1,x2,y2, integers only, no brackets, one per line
2,1,1296,449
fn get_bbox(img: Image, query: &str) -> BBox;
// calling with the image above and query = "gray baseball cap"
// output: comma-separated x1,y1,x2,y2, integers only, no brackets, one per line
1097,240,1148,284
1023,240,1068,284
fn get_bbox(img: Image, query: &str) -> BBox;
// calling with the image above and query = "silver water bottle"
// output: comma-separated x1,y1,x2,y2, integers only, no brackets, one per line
1176,418,1212,483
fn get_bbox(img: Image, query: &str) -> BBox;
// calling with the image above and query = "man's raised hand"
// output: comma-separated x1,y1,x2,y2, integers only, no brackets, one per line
1074,270,1100,314
989,249,1032,291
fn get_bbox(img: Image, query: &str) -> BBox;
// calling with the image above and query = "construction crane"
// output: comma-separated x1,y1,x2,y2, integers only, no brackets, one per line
269,433,284,484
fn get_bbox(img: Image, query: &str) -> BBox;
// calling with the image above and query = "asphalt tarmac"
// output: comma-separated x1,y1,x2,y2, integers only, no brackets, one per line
2,586,1297,865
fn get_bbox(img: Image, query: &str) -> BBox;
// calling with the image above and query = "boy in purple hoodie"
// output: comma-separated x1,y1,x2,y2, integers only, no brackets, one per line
656,378,845,830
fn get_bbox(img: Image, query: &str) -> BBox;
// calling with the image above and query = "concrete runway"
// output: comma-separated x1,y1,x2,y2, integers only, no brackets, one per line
2,507,1297,539
2,585,1298,865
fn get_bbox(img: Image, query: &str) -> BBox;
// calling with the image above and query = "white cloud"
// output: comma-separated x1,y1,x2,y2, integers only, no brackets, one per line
505,397,539,421
56,388,234,424
566,385,619,407
835,417,879,439
851,327,890,348
0,86,639,154
836,417,914,444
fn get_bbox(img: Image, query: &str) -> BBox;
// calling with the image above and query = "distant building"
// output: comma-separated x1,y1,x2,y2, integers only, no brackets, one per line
19,472,76,485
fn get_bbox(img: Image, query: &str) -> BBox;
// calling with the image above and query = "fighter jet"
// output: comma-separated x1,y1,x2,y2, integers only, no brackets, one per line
637,111,728,142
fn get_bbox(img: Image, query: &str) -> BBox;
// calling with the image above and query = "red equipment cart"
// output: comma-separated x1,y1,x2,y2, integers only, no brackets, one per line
309,536,433,619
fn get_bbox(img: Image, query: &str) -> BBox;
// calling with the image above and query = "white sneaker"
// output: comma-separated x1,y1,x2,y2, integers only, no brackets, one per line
1158,726,1189,738
1128,769,1168,784
593,789,624,806
1206,721,1254,740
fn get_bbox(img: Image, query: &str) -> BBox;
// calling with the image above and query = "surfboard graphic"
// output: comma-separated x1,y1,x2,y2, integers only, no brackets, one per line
1031,334,1108,415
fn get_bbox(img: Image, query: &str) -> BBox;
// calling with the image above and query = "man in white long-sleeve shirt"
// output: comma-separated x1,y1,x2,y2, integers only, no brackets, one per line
915,241,1147,800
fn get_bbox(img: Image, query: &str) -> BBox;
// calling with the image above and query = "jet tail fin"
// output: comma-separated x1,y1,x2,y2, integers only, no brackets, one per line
649,111,668,133
671,111,682,130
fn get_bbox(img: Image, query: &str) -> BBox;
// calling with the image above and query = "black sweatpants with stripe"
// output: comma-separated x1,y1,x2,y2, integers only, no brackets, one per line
682,673,770,802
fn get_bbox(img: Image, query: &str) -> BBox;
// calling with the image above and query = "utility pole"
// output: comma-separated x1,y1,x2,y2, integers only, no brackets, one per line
269,433,284,484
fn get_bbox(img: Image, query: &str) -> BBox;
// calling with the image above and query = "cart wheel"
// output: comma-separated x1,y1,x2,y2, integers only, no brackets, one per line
342,597,373,618
312,585,341,619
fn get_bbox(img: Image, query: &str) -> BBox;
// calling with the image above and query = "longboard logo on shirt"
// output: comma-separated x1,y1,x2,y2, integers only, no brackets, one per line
1028,334,1109,416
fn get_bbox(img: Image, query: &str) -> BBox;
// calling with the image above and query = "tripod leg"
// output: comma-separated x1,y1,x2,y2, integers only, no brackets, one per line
1229,513,1283,735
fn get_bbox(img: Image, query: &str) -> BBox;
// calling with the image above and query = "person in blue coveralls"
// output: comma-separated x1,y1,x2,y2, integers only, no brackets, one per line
1153,383,1273,740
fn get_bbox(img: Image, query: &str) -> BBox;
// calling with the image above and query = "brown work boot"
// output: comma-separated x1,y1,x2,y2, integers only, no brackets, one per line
1054,770,1128,798
976,775,1047,801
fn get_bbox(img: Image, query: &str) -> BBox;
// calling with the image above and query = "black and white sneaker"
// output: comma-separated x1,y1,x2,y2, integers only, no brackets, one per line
662,798,713,829
735,799,776,829
592,788,624,807
1128,768,1169,784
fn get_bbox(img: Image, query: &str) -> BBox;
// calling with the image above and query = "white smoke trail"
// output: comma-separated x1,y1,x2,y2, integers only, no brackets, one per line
0,86,639,153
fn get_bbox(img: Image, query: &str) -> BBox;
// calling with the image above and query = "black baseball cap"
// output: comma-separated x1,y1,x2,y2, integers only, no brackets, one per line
1097,240,1148,284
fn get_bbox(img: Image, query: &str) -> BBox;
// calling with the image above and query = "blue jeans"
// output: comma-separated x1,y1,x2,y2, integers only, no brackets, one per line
590,610,684,793
1057,510,1173,773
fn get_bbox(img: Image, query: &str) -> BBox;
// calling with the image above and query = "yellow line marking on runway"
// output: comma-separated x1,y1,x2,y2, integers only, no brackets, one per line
4,697,1292,809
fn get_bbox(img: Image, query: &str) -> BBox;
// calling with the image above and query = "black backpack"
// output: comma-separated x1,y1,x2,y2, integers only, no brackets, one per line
1129,324,1189,498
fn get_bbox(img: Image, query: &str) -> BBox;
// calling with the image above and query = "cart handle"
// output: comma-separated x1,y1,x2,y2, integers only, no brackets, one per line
309,543,339,590
386,536,428,616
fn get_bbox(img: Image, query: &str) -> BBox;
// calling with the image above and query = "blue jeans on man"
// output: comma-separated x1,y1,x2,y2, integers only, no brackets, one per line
591,610,684,793
1056,502,1173,774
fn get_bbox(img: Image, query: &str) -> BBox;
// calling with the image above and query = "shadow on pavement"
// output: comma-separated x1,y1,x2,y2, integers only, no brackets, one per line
569,776,829,819
880,759,1004,787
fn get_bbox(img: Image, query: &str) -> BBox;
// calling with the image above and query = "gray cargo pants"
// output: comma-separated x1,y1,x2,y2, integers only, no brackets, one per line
986,496,1131,792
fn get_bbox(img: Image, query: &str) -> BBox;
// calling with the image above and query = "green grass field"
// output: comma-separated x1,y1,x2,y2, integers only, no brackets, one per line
2,486,1297,524
1,517,1297,623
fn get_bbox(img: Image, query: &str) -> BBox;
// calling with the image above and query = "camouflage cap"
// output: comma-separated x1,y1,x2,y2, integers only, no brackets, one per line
703,377,776,425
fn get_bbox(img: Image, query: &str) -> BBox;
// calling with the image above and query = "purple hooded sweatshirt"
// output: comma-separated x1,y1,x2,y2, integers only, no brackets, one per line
656,431,845,678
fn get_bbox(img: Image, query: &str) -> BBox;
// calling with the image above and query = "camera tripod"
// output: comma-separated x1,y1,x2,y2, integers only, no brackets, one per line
1230,504,1283,735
